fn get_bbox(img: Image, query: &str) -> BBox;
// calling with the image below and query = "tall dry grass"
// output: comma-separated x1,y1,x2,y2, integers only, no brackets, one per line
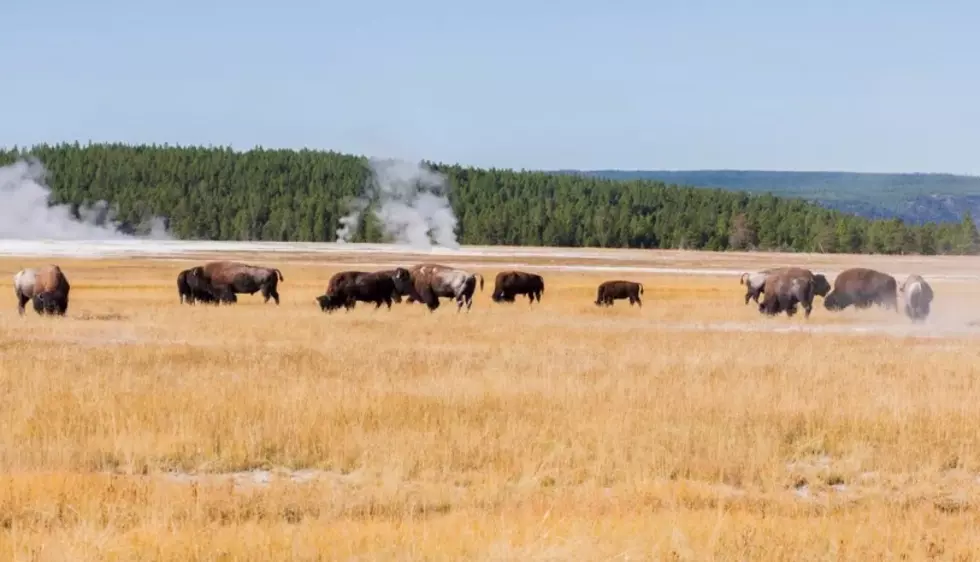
0,256,979,560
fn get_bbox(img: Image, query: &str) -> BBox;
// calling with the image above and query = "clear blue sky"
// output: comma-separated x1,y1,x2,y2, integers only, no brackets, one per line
4,0,979,174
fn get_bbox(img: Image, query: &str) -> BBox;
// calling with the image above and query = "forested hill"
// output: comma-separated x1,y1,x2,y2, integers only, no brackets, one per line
1,143,978,255
559,169,980,225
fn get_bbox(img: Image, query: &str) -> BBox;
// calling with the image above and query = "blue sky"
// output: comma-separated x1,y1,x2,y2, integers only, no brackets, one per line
4,0,979,174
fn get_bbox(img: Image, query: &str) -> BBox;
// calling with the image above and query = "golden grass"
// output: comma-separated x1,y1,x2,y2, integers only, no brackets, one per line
1,254,980,560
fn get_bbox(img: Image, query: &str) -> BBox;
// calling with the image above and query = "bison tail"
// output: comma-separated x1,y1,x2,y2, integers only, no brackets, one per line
639,283,644,295
739,273,749,285
274,268,284,282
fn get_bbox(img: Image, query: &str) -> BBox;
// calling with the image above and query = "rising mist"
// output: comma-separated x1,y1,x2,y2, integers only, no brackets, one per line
336,158,460,249
0,158,171,241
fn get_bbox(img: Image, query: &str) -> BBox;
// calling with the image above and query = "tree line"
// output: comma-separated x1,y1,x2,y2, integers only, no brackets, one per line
1,142,977,255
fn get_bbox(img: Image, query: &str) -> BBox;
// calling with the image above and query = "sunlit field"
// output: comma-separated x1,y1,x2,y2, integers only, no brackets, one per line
2,247,980,561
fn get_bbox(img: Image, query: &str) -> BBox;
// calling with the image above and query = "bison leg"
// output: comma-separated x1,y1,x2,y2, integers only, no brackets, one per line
261,283,281,305
417,288,439,311
17,293,29,316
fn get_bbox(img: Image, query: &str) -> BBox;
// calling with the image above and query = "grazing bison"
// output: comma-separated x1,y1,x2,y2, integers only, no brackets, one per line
594,280,644,307
188,261,284,305
14,265,71,316
899,274,934,322
406,263,484,312
824,268,898,312
177,268,220,305
739,267,788,305
491,271,545,304
757,268,831,319
316,268,413,312
318,270,370,312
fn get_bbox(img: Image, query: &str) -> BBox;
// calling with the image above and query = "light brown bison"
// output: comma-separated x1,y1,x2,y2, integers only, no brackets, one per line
316,268,413,312
739,267,789,305
898,274,934,322
824,268,898,312
594,280,644,307
14,265,71,316
406,263,484,312
491,270,544,304
758,267,831,318
187,261,284,305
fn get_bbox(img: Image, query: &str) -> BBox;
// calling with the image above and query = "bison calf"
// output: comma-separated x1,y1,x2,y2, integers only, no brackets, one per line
594,280,644,307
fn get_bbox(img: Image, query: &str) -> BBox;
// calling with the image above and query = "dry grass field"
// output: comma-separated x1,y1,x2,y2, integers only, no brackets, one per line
2,247,980,561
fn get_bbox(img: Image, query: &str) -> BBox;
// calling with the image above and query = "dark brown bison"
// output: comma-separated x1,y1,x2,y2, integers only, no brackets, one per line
824,268,898,312
758,268,831,318
376,268,415,304
14,265,70,316
177,268,220,305
899,274,934,322
318,270,370,312
491,271,544,304
187,261,284,305
316,268,413,312
594,280,644,307
406,263,484,312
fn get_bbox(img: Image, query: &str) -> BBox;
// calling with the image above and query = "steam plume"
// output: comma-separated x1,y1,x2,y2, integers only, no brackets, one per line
335,158,460,249
0,158,171,240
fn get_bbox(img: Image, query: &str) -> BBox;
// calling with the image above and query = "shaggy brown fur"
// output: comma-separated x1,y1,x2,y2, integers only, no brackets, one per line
16,265,71,316
193,261,285,305
319,270,370,311
594,280,644,307
316,268,413,312
757,267,831,319
491,271,545,304
406,263,484,312
824,268,898,312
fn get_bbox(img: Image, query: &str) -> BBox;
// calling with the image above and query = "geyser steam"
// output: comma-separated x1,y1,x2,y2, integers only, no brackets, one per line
335,158,460,249
0,158,171,240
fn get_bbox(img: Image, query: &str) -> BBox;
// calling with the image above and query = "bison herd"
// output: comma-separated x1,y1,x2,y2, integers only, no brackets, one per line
740,266,934,322
11,259,935,324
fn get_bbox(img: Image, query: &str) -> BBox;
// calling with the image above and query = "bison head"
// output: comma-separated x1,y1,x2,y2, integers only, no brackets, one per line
812,274,831,298
823,291,848,311
316,293,346,312
32,291,66,316
185,267,217,294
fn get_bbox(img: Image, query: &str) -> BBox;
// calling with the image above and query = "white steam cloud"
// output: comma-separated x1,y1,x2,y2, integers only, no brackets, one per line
335,158,460,249
0,158,171,241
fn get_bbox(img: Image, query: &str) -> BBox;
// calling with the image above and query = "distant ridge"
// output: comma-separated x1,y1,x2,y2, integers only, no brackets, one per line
553,169,980,224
